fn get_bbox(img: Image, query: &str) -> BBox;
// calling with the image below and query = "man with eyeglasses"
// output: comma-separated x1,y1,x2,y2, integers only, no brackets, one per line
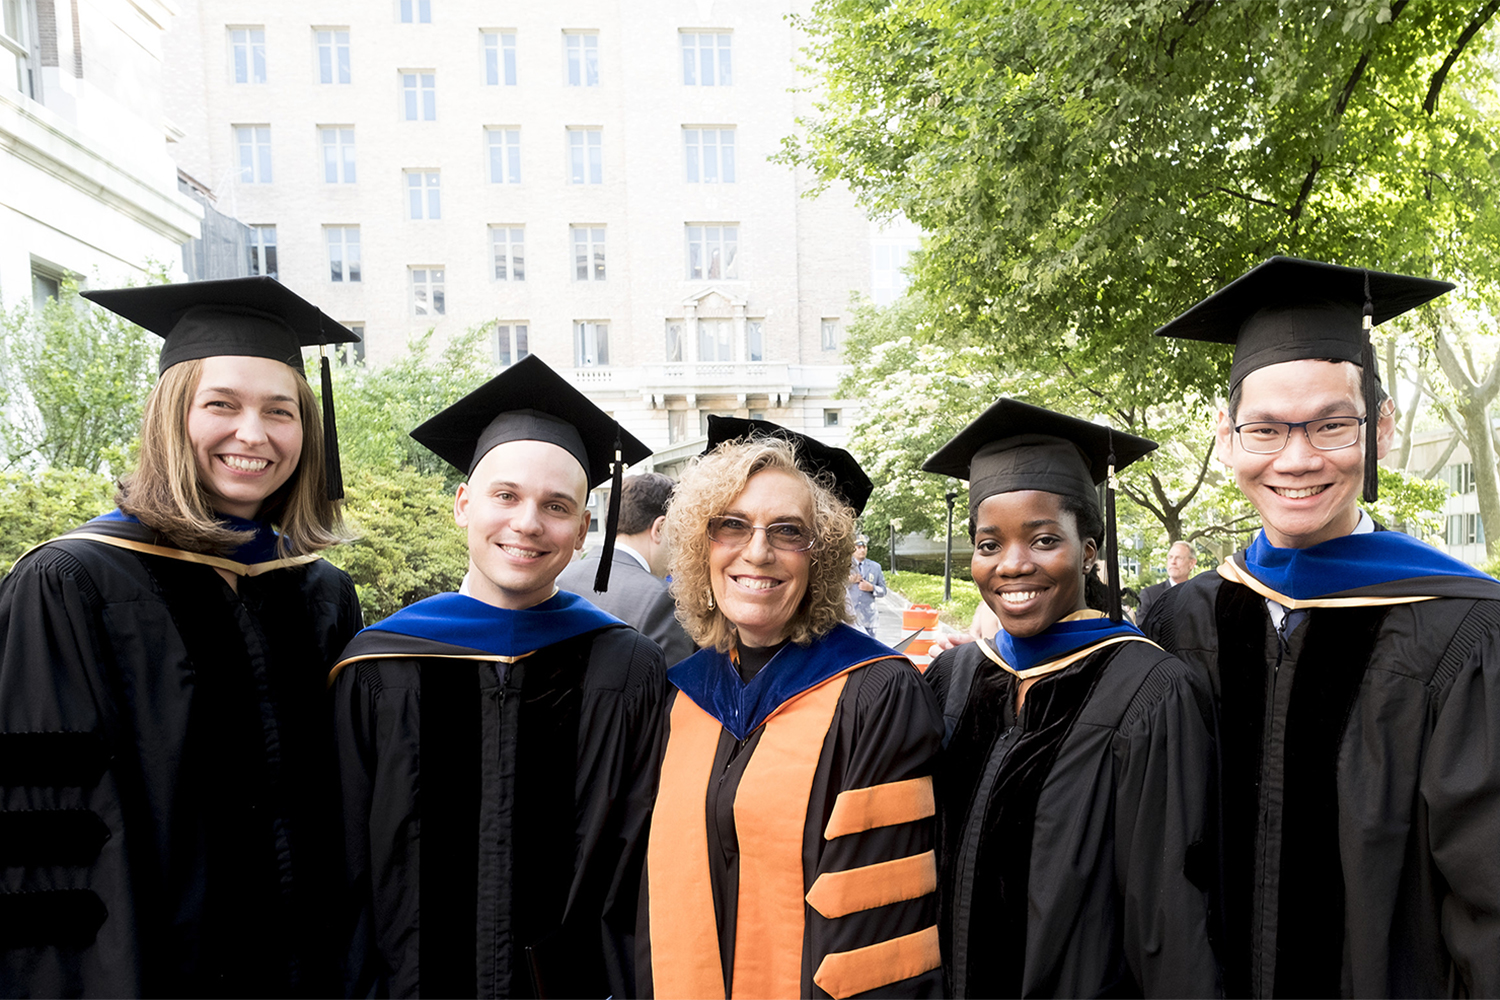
1144,257,1500,999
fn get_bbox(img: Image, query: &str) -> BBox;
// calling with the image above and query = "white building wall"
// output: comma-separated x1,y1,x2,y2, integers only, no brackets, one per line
159,0,916,456
0,0,199,309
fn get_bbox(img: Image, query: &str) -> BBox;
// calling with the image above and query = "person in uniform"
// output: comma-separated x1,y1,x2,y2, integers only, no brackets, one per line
0,277,363,996
845,535,887,635
330,354,667,999
920,398,1220,998
1148,256,1500,997
638,417,945,1000
557,471,697,665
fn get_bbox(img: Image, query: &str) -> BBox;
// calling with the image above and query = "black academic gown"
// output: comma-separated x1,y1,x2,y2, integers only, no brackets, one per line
332,618,668,999
0,523,361,997
925,636,1220,998
639,625,945,1000
1145,572,1500,997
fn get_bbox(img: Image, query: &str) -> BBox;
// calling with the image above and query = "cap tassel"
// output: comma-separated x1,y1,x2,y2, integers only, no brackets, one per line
1361,269,1380,505
320,350,344,501
1105,430,1123,624
593,428,625,593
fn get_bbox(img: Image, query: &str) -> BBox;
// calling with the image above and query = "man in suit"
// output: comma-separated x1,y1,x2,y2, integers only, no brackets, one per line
558,472,697,665
1135,540,1196,624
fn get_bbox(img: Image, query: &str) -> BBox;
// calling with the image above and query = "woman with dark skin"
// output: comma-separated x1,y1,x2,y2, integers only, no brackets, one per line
922,398,1221,999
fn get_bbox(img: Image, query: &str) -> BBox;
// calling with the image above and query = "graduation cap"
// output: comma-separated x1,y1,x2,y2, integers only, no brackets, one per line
80,276,361,500
1153,256,1454,503
409,354,652,592
704,416,874,515
922,397,1158,623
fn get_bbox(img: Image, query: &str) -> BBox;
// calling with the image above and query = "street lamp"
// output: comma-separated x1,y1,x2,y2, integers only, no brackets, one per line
943,490,957,602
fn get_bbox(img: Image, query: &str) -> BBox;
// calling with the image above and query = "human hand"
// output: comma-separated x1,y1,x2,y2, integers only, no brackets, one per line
859,580,875,592
848,570,862,584
929,632,976,654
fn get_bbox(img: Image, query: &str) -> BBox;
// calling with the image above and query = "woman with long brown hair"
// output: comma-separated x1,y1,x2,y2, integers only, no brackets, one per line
0,278,363,997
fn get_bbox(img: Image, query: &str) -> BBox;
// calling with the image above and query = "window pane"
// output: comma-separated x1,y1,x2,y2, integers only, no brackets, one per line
507,134,520,183
721,131,735,182
324,139,338,183
400,0,412,22
515,324,528,359
496,324,512,366
419,0,431,23
329,231,343,281
428,174,440,218
408,175,422,218
681,35,695,84
338,36,350,83
422,75,436,119
684,130,699,182
718,35,732,84
318,39,332,84
575,230,588,280
700,44,713,87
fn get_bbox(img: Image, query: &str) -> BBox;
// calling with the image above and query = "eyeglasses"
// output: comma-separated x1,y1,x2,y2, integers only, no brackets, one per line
1233,416,1366,454
706,516,815,552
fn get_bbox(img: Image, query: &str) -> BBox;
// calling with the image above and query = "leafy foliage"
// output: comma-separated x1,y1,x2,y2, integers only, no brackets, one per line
0,278,158,474
322,464,468,624
0,467,116,578
886,569,983,629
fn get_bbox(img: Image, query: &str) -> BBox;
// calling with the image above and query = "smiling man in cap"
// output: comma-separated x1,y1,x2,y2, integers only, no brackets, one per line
330,355,666,999
1147,257,1500,998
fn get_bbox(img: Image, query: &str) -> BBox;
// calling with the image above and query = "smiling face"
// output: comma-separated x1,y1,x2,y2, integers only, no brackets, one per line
708,468,814,648
454,439,591,609
971,490,1096,640
1216,359,1394,549
186,355,304,520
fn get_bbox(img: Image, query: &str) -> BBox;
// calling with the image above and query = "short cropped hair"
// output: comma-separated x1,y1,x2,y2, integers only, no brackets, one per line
117,358,348,557
617,472,676,535
667,438,856,652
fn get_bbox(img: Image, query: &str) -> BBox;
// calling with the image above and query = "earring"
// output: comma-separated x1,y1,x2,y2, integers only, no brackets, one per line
706,589,715,611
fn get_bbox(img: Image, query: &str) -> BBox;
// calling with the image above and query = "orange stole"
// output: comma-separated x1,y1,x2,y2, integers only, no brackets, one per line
731,672,849,999
646,670,855,999
648,690,728,999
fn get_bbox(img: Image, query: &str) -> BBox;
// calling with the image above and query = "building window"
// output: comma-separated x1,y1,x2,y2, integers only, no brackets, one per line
493,322,530,367
491,226,524,281
572,226,606,282
747,320,764,362
698,319,732,362
400,0,431,24
575,321,609,366
411,267,445,316
668,410,688,444
1447,513,1485,546
686,225,738,280
564,32,598,86
316,29,351,84
871,240,919,305
486,128,521,184
665,322,684,363
683,128,735,184
321,127,356,183
824,409,841,427
568,128,602,184
235,125,273,183
681,32,731,86
4,0,38,98
230,27,266,84
326,227,361,283
31,270,59,311
821,318,841,351
406,170,441,220
1444,462,1477,495
337,325,366,366
483,31,516,85
401,71,436,120
248,225,278,278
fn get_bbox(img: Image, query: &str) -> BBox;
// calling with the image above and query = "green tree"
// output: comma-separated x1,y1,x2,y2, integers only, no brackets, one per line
332,324,493,483
0,467,116,579
0,278,158,474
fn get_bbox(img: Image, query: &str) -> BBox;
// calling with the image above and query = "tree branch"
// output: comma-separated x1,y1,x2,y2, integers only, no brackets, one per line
1207,186,1282,210
1421,430,1463,479
1119,479,1167,523
1424,0,1500,114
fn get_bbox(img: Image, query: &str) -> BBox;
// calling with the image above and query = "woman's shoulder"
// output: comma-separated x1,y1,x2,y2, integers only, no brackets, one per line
1082,639,1211,734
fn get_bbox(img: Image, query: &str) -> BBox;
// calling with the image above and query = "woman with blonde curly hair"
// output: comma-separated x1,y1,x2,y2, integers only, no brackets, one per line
0,278,363,997
638,417,945,1000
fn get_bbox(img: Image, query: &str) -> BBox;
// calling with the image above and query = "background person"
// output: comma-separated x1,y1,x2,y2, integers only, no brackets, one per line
921,398,1219,998
1135,541,1198,624
846,534,888,634
558,472,697,665
0,278,363,996
331,356,665,999
639,417,944,999
1151,256,1500,997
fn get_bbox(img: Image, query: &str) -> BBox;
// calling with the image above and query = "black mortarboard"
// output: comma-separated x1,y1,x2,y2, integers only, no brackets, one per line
81,276,360,500
922,398,1157,622
409,354,652,592
1154,256,1453,503
704,416,874,515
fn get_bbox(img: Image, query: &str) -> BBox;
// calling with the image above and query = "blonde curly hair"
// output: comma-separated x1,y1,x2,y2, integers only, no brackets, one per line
667,437,857,652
